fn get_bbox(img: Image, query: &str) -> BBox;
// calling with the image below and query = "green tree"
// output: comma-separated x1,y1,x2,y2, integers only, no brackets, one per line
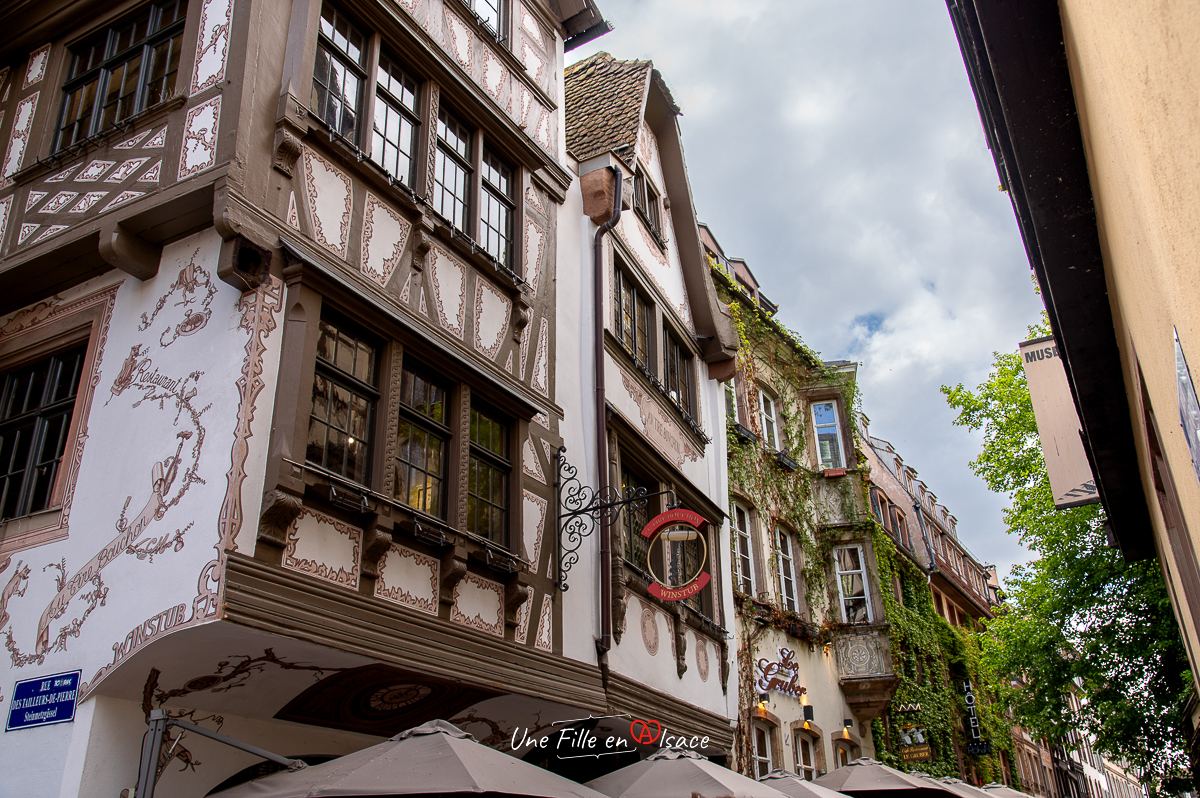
942,321,1193,793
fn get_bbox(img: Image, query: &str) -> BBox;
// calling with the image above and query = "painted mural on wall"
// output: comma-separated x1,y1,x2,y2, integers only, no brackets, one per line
0,228,283,703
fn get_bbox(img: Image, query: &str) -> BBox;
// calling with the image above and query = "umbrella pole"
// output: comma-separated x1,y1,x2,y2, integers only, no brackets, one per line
132,709,306,798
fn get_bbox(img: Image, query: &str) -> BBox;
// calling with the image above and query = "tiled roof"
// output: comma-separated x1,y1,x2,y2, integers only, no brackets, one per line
564,52,651,163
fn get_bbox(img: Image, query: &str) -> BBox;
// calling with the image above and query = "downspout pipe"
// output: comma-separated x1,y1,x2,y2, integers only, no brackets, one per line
595,165,622,657
912,500,939,583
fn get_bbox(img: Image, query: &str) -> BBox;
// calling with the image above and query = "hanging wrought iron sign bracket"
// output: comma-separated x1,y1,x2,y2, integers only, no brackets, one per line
556,446,678,592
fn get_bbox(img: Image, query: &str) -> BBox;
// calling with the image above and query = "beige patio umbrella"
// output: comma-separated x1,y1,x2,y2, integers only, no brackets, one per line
587,748,793,798
981,784,1037,798
814,759,955,798
760,768,856,798
920,777,994,798
210,720,614,798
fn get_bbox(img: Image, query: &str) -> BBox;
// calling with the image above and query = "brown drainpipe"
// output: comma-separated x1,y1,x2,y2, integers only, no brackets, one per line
595,165,622,657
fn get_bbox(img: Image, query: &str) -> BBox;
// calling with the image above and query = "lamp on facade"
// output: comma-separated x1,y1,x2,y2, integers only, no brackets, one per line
803,705,814,722
758,692,770,710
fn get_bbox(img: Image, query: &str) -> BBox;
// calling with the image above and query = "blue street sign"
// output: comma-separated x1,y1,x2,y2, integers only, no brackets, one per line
6,670,81,731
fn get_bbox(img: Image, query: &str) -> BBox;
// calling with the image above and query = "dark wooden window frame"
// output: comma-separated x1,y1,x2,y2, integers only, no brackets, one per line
271,281,527,554
305,1,533,280
663,323,694,419
465,400,511,545
0,293,110,554
55,0,189,152
614,260,653,371
633,166,665,247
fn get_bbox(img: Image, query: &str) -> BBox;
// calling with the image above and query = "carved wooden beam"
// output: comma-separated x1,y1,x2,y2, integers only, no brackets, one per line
359,519,394,579
440,546,469,604
258,489,303,548
99,220,162,280
505,574,533,627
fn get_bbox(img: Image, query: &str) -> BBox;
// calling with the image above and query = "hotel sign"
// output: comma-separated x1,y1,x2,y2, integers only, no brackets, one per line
640,508,711,601
1019,337,1099,508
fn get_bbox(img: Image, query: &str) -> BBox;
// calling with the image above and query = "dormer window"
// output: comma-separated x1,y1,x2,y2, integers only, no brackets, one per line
312,4,366,141
735,275,755,298
633,168,663,241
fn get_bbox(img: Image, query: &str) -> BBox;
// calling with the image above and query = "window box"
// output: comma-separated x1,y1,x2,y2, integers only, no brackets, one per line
775,450,799,472
732,422,757,444
822,467,847,478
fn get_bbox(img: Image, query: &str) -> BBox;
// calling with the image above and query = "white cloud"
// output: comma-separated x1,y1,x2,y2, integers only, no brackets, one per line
572,0,1045,584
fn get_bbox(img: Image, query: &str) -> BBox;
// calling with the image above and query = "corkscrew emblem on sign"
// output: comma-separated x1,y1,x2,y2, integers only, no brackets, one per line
640,508,711,601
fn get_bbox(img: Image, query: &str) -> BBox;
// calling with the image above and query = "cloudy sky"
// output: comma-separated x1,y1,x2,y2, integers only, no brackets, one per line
571,0,1046,583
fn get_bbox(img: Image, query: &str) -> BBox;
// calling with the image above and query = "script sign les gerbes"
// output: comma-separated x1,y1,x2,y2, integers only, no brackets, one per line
756,647,806,700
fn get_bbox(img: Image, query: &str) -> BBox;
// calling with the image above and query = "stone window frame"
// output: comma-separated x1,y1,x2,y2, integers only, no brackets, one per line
832,543,874,625
774,524,801,614
305,0,531,281
0,285,117,555
731,500,756,596
267,274,528,557
791,720,827,780
810,397,848,471
752,719,776,778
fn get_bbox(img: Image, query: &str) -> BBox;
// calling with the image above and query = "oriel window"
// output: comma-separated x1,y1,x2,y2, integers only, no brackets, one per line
614,266,651,368
434,107,473,232
394,366,449,517
480,148,514,266
834,544,873,623
371,55,420,186
306,317,377,485
0,347,85,520
57,0,189,150
312,3,366,141
812,400,846,470
467,404,509,545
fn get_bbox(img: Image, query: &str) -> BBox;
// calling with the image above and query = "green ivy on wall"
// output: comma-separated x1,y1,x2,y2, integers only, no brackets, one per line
868,522,1017,785
714,260,1015,785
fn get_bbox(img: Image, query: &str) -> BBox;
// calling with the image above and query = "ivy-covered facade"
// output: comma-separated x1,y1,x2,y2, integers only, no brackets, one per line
702,222,1021,788
860,428,1014,785
701,225,899,779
